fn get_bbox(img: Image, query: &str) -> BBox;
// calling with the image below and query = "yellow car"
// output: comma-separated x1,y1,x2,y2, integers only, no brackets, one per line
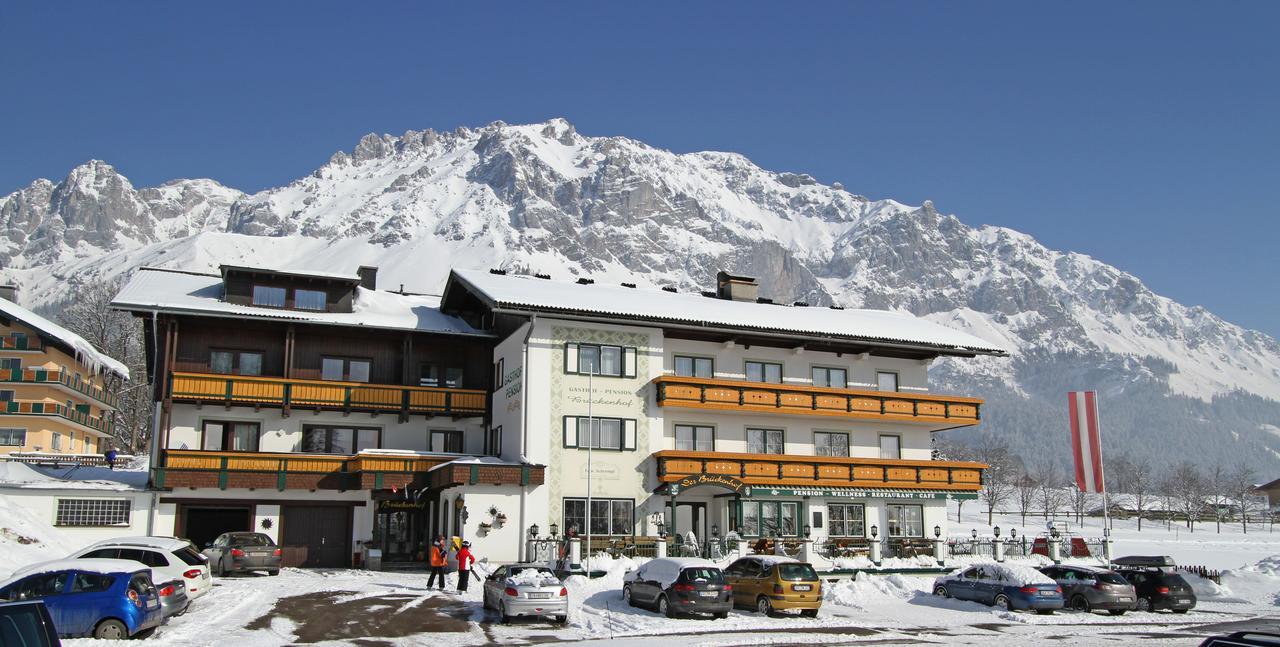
723,556,821,617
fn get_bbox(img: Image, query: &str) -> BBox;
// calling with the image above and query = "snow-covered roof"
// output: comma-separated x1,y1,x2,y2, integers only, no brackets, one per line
0,297,129,379
0,461,147,491
219,264,361,282
448,269,1006,356
4,558,150,585
111,267,488,337
83,536,193,551
426,455,530,472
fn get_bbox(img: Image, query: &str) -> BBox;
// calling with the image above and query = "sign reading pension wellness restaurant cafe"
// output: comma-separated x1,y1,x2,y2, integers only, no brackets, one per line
751,486,978,500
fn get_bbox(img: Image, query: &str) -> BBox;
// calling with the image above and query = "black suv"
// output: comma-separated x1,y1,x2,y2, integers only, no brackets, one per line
1198,631,1280,647
1111,556,1196,613
0,600,62,646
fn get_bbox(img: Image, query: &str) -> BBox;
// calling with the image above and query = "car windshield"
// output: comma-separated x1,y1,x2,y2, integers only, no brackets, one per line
229,534,274,547
778,563,818,581
680,568,724,583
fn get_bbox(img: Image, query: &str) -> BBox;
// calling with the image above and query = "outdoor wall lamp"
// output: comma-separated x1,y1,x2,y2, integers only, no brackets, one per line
870,525,878,539
803,524,811,538
933,525,941,538
549,522,558,538
1010,528,1018,540
971,528,978,540
657,522,666,537
994,526,1001,538
529,523,539,539
711,524,719,537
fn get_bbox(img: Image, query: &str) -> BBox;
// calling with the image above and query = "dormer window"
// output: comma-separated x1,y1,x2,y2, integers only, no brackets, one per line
294,289,326,311
252,285,287,307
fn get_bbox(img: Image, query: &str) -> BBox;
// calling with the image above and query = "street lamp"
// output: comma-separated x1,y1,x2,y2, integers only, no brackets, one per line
803,524,811,538
994,526,1001,538
933,525,942,539
971,528,978,540
870,525,879,539
1010,528,1018,540
657,521,666,538
529,523,540,539
1050,526,1060,540
549,523,559,539
712,524,719,538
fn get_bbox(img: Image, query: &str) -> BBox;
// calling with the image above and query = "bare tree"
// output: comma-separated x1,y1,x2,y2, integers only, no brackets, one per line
1070,487,1094,527
1208,463,1229,534
57,275,152,454
954,434,1020,526
1033,460,1071,522
1110,453,1152,531
1015,470,1038,526
1228,464,1259,534
1163,461,1208,532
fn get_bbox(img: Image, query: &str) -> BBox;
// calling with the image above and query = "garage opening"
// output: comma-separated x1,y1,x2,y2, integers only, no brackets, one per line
182,505,252,550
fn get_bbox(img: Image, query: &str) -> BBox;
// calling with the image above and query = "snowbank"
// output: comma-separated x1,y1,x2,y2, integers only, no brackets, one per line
0,461,148,490
0,494,76,580
1208,555,1280,606
824,574,925,610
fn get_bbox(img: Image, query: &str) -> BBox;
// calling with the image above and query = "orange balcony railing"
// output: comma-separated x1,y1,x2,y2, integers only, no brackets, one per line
168,372,486,417
0,367,118,408
654,449,985,493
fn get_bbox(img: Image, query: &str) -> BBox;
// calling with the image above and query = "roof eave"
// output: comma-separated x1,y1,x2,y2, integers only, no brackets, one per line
108,301,497,339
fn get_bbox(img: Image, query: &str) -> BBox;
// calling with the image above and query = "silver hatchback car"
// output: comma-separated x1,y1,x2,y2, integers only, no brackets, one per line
1038,564,1136,615
482,564,568,624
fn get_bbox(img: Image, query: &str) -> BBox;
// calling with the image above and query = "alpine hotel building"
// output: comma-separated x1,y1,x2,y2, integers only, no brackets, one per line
112,265,1004,567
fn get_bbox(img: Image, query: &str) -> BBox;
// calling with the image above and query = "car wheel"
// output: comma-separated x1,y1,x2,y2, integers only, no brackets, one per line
801,608,819,618
555,615,568,624
1072,595,1091,612
756,596,773,616
499,601,512,625
994,594,1012,611
1136,597,1152,612
135,627,158,639
1036,609,1055,615
217,558,227,577
933,585,949,598
1108,609,1126,616
1172,608,1189,614
94,619,128,640
268,569,280,576
659,595,675,618
714,611,729,619
623,586,634,607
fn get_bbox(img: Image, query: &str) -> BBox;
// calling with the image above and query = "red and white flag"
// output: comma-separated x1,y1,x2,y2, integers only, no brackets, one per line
1068,391,1105,493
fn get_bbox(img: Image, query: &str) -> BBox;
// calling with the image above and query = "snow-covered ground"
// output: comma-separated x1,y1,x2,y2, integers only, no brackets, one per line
4,496,1278,645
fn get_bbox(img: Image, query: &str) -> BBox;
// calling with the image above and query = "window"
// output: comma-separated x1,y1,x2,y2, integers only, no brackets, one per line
812,366,847,388
879,434,901,460
0,389,12,402
0,428,23,446
210,350,264,376
565,343,635,378
51,433,62,451
814,431,849,457
9,332,28,350
12,572,68,599
828,503,865,537
494,359,504,389
429,429,463,453
293,289,326,311
71,573,115,593
563,416,635,451
485,425,502,456
563,498,633,536
674,356,713,378
886,504,924,537
747,428,784,455
201,420,261,451
746,360,783,383
0,357,19,376
302,425,379,454
55,499,130,527
740,501,799,537
251,285,287,307
876,371,899,392
420,364,464,388
674,424,714,452
323,357,370,382
117,548,170,567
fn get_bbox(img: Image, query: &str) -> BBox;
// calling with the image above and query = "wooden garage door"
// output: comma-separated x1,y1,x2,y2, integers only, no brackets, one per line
281,505,350,568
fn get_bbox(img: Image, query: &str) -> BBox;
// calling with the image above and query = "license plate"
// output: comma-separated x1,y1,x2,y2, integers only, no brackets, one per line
1118,597,1132,602
1178,599,1191,604
793,585,812,591
699,591,717,598
1039,591,1054,596
528,592,551,599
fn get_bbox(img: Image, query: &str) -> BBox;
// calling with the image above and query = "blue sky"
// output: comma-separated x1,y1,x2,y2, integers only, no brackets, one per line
1,2,1277,336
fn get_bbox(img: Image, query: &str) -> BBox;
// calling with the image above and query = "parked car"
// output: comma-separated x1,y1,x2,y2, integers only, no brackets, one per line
0,600,61,646
1038,564,1136,615
480,564,568,624
0,559,163,639
71,536,212,599
933,563,1063,614
1197,631,1280,646
1111,556,1196,613
201,532,282,576
623,557,732,619
155,578,190,619
723,555,821,617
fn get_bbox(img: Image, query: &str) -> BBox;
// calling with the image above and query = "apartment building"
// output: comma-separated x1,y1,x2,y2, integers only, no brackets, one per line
0,288,127,457
441,269,1005,557
111,266,544,568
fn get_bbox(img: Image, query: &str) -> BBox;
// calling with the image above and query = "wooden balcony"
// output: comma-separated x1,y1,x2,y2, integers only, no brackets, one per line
154,449,542,491
168,372,487,418
653,376,982,429
654,449,985,494
0,367,117,408
0,400,114,435
0,336,43,352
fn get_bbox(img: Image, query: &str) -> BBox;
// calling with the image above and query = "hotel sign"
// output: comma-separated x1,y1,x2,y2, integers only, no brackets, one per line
668,474,750,496
750,486,978,501
377,499,427,512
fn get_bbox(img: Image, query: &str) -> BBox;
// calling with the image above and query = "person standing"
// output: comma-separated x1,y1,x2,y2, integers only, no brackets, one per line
103,446,118,470
426,535,447,591
455,541,476,593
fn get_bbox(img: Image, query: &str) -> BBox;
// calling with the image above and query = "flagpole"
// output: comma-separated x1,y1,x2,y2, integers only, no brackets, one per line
585,366,594,576
1095,392,1111,535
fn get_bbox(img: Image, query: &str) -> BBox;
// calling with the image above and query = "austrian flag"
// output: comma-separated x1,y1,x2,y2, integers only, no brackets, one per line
1067,391,1106,493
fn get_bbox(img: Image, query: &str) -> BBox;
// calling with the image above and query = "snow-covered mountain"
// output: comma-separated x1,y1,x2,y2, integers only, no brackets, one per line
3,118,1278,470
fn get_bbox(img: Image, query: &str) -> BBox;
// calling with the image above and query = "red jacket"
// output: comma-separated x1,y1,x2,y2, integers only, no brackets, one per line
456,547,475,570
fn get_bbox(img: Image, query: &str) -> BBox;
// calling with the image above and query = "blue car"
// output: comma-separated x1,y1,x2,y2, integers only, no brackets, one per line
0,559,163,640
933,563,1064,614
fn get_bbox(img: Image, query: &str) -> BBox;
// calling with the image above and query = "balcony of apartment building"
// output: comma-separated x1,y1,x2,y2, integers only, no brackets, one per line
0,365,118,409
0,398,114,437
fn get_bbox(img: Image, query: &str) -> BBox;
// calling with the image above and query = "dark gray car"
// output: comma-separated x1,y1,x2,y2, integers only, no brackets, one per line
623,558,731,619
202,533,281,576
1039,565,1136,615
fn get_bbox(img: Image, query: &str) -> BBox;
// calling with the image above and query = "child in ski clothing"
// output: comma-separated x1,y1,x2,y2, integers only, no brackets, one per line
426,536,448,590
455,541,476,592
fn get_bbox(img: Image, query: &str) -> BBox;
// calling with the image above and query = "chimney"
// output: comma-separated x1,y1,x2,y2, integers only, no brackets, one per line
357,266,378,290
0,285,16,302
716,271,759,302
